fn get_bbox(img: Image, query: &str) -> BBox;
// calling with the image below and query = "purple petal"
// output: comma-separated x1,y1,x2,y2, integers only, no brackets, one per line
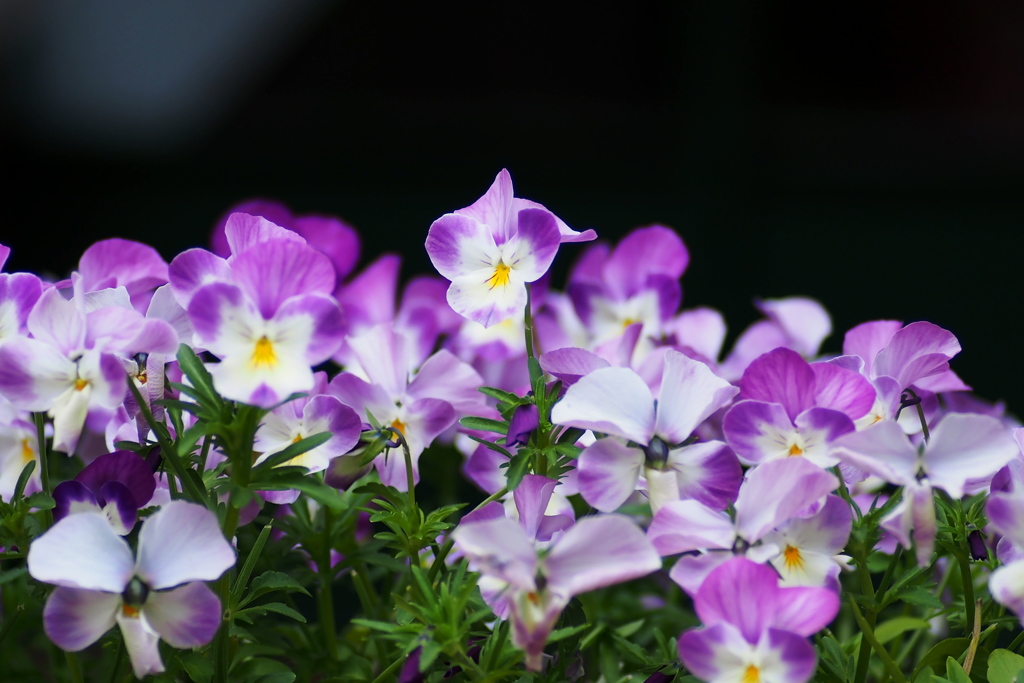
831,421,919,485
694,557,782,641
291,213,361,282
230,239,336,318
453,516,537,592
655,351,739,443
739,348,816,422
842,320,903,376
551,366,655,444
576,438,645,512
722,400,796,465
407,349,485,414
756,297,831,358
669,307,727,363
811,362,876,420
989,493,1024,548
509,208,561,281
666,441,743,510
669,552,733,595
771,586,841,636
762,628,820,683
462,443,508,495
28,512,134,592
735,458,838,543
990,560,1024,622
545,514,661,598
273,293,346,365
53,480,101,524
539,347,610,386
457,169,515,242
678,623,751,682
873,321,960,389
117,611,165,678
0,337,76,410
925,413,1017,498
648,500,736,556
425,213,495,281
136,501,236,590
28,287,86,356
224,211,305,256
513,196,595,243
76,450,156,509
144,581,222,648
512,475,559,542
336,254,400,330
603,226,688,299
167,248,232,308
78,239,168,308
98,481,139,535
0,271,43,334
43,587,119,651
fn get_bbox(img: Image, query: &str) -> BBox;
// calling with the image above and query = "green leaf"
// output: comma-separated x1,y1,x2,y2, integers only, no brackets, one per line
503,452,532,491
875,617,932,645
24,492,55,511
254,674,296,683
478,386,524,404
231,523,274,601
179,651,214,683
989,649,1024,683
459,416,508,435
12,459,36,502
895,586,944,610
251,432,333,472
259,473,346,511
175,343,221,407
914,638,970,678
945,657,971,683
236,602,307,623
239,570,310,607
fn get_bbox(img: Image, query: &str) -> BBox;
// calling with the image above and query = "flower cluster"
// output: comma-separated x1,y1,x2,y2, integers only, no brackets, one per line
0,170,1021,683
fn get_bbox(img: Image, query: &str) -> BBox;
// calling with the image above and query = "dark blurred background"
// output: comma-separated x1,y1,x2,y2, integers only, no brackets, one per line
2,1,1023,412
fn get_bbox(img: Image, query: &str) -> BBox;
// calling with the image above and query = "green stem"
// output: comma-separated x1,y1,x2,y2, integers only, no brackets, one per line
523,283,536,362
1008,627,1024,655
849,595,908,683
32,412,52,529
319,507,338,660
65,651,85,683
852,543,877,683
370,654,406,683
108,636,125,683
215,574,232,683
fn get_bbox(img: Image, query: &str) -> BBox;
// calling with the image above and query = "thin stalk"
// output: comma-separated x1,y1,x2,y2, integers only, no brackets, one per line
852,542,877,683
65,651,85,683
954,501,977,634
1008,627,1024,654
32,412,52,528
319,507,338,660
214,574,232,683
370,655,406,683
523,283,536,362
964,600,982,674
849,596,907,683
108,636,125,683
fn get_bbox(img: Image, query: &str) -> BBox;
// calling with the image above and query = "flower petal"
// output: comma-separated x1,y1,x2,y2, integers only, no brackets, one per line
551,366,655,444
28,512,134,591
144,582,222,648
43,587,120,651
655,351,738,443
136,501,236,590
576,437,645,512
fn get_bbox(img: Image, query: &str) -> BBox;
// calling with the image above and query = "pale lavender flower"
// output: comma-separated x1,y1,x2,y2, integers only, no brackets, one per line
453,512,659,670
28,501,235,679
719,297,832,382
551,349,740,514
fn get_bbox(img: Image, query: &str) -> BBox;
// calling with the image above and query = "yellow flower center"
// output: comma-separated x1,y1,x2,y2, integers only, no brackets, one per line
251,336,277,369
121,604,140,619
742,664,761,683
74,378,89,391
486,263,512,290
390,418,407,438
788,442,803,456
21,438,34,464
783,544,804,571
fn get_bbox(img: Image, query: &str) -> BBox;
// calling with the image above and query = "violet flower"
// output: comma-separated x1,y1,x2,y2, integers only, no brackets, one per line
678,557,839,683
53,450,157,535
425,169,579,328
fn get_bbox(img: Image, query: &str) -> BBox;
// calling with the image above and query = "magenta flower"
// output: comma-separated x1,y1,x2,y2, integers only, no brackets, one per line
722,348,874,468
425,170,577,327
27,501,235,679
678,557,839,683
